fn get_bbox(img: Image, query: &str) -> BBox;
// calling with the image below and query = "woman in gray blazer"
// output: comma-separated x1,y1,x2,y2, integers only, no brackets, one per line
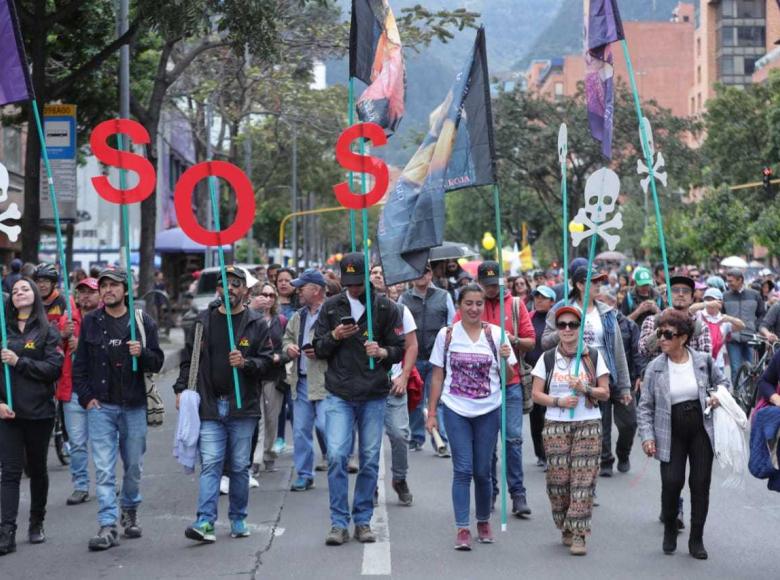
637,309,727,560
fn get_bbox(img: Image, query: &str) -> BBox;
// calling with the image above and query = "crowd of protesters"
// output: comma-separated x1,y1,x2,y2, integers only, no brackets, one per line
1,253,779,560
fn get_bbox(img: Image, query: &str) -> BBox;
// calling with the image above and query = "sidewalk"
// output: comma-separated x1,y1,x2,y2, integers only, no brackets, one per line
160,326,184,374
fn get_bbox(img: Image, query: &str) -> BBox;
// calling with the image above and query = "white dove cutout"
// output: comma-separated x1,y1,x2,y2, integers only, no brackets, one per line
0,162,22,243
637,117,668,193
571,167,623,251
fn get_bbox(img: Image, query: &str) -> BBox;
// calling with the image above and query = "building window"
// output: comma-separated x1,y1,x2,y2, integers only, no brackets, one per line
697,37,701,56
720,56,735,75
697,93,702,110
737,26,765,47
554,82,563,96
721,27,737,47
736,0,765,19
744,57,757,75
697,65,702,83
2,127,22,173
691,97,696,114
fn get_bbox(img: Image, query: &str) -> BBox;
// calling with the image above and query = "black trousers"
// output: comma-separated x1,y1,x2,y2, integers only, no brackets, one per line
600,393,637,467
660,401,714,532
0,417,55,527
529,403,546,460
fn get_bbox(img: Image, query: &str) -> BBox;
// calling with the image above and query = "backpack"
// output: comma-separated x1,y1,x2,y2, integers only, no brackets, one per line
542,346,600,395
135,310,164,427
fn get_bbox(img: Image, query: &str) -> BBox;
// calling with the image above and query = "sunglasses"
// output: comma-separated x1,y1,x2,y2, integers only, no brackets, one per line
656,329,680,340
556,321,581,330
217,279,243,289
671,287,692,295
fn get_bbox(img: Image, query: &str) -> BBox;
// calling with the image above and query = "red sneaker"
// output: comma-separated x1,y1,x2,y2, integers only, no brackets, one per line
454,528,472,551
477,521,494,544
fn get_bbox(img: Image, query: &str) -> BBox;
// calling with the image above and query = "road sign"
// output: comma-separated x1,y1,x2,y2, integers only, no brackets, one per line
40,104,77,223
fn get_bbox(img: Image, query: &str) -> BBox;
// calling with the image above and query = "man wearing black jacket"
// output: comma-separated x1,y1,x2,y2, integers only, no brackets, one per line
314,253,404,546
73,268,164,552
176,266,273,544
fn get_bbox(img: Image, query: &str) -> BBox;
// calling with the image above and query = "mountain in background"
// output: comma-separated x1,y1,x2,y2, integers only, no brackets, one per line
515,0,685,69
327,0,563,162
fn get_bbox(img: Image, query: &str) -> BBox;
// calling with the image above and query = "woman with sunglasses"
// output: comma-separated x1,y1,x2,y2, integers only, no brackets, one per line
0,278,65,554
426,284,515,550
248,284,290,475
531,305,610,556
638,308,726,560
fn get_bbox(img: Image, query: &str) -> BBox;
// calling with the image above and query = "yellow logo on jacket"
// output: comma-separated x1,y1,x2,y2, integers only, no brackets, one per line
239,338,250,347
24,340,36,350
48,306,62,316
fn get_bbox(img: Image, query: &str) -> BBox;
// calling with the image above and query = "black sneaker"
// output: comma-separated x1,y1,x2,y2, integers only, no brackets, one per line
599,465,613,478
536,458,546,468
88,526,120,551
121,509,142,539
392,480,413,506
325,526,349,546
28,520,46,544
617,459,631,473
511,493,532,517
0,524,16,556
67,490,90,505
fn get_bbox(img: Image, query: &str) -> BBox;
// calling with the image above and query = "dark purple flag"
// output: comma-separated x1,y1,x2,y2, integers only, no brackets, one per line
584,0,624,159
0,0,31,106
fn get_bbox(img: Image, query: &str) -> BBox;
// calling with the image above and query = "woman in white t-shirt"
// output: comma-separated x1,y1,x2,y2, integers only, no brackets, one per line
531,305,610,556
426,284,515,551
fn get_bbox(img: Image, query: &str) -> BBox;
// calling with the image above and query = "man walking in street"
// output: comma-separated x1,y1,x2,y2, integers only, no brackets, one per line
620,267,662,328
314,253,404,546
400,264,454,456
454,261,536,516
723,268,765,380
73,268,164,551
176,265,273,544
284,268,328,492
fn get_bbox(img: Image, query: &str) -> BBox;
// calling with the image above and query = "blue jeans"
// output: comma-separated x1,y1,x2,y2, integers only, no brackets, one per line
491,383,526,498
325,394,385,529
727,341,754,385
443,404,499,528
293,378,327,479
385,392,410,480
409,360,448,449
197,399,256,523
64,392,90,493
88,403,147,527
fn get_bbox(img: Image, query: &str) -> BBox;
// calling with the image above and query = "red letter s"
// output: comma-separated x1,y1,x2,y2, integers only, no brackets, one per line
333,122,389,210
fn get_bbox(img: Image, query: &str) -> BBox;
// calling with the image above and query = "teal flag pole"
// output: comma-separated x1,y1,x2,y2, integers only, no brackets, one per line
31,100,73,323
117,133,138,371
492,184,508,532
207,168,242,409
359,134,375,370
0,272,11,411
558,124,569,306
571,233,598,418
620,39,672,306
347,79,358,252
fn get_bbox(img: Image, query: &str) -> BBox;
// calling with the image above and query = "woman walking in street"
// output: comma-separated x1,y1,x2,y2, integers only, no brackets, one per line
0,278,65,555
427,284,515,550
638,308,725,560
531,305,610,556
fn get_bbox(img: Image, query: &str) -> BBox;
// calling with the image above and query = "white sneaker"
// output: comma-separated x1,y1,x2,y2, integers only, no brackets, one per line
220,476,230,495
249,475,260,489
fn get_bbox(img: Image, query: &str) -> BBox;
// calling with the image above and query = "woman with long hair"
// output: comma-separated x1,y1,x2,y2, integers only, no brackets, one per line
531,305,610,556
0,278,65,555
248,283,289,476
427,284,515,550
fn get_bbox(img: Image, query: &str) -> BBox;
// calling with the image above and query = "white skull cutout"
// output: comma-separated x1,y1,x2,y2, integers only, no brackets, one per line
557,123,568,165
0,161,22,243
637,117,668,192
571,167,623,251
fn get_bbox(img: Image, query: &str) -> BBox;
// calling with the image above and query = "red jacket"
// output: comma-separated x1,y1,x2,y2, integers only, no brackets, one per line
45,292,81,402
453,292,535,383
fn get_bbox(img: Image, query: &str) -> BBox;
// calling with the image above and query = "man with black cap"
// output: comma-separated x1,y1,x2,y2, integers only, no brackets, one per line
73,267,165,551
400,263,456,455
314,253,405,546
552,257,588,302
176,265,273,545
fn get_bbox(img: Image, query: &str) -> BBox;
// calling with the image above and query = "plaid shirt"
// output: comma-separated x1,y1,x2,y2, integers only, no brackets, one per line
638,312,712,359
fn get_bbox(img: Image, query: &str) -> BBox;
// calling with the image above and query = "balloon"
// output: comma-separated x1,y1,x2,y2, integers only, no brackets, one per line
568,221,585,233
481,232,496,251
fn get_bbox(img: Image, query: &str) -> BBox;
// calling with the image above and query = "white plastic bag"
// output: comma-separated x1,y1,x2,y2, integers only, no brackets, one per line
711,385,749,489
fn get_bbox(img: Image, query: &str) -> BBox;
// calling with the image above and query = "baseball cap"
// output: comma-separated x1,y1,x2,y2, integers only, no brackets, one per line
633,267,652,287
340,253,365,285
568,257,588,276
532,286,556,301
98,267,130,286
703,288,723,301
477,261,500,285
572,266,607,285
670,275,695,291
292,268,326,288
76,277,98,291
555,304,582,322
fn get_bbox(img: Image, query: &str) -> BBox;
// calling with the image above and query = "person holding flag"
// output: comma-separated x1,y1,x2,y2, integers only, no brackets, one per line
0,278,65,555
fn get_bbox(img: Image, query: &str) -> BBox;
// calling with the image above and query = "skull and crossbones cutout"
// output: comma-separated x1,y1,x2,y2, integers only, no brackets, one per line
571,167,623,251
0,162,22,243
636,117,667,193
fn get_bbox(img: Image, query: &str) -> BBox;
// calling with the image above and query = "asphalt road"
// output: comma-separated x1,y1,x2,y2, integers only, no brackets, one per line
3,371,777,580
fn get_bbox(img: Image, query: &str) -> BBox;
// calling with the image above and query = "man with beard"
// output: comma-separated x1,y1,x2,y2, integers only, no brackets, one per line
178,266,273,544
74,268,164,551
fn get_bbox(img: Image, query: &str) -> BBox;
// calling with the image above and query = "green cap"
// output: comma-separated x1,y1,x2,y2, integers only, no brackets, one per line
633,267,652,287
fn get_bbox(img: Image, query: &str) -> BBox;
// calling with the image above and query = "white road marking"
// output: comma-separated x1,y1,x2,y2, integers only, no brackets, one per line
361,441,391,576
